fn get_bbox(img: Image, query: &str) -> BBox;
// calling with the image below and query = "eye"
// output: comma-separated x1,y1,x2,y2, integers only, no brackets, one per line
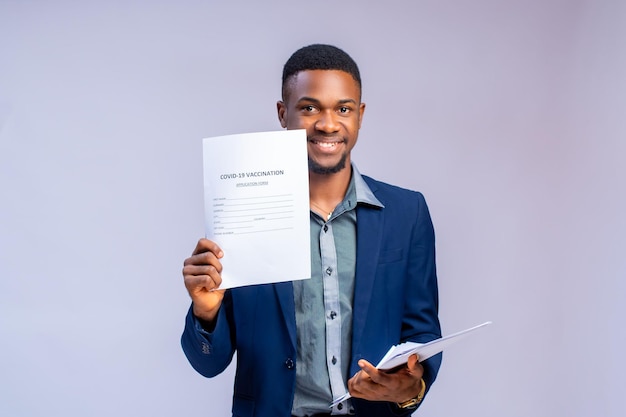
338,106,351,114
302,105,317,113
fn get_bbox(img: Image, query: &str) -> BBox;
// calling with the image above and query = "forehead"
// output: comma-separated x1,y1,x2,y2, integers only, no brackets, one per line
284,69,361,102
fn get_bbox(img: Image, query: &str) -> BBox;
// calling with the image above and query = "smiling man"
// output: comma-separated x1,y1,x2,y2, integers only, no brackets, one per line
181,44,442,417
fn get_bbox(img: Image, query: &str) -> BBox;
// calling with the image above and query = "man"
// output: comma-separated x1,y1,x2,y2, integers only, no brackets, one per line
182,44,441,417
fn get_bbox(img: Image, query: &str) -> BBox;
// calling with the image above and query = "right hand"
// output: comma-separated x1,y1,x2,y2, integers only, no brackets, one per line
183,238,226,323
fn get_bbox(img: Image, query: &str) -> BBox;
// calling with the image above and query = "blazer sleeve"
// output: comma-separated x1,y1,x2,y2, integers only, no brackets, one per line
180,291,236,378
403,191,442,393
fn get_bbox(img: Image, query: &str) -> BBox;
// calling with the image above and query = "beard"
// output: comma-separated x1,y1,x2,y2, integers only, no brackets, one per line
308,152,349,175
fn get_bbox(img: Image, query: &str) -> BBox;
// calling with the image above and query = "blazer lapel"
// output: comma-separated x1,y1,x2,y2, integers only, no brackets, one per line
351,204,383,351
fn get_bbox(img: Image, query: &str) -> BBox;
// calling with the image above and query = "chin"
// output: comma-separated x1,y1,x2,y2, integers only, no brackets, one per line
308,155,348,175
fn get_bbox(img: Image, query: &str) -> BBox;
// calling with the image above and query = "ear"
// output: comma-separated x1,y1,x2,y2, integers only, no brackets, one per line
358,102,366,129
277,101,287,128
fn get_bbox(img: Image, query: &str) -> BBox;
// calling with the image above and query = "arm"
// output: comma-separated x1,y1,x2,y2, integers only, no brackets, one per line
180,238,235,377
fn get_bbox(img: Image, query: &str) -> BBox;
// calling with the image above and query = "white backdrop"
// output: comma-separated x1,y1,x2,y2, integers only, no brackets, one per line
1,1,624,416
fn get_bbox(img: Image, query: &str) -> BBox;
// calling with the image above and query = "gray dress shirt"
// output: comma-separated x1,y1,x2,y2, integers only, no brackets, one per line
291,165,383,416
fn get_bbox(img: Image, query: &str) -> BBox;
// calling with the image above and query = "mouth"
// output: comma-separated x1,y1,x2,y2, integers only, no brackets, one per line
308,137,345,151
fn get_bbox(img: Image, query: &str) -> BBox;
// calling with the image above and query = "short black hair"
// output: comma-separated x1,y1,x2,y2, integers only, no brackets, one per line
281,44,361,99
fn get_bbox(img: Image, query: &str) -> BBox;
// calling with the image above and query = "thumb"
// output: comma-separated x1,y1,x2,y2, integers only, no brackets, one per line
407,353,420,371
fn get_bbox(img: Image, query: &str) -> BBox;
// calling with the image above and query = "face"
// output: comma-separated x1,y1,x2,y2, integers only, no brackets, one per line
277,70,365,175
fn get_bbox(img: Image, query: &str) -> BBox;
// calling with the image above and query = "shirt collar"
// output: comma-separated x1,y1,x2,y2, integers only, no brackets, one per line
351,163,384,209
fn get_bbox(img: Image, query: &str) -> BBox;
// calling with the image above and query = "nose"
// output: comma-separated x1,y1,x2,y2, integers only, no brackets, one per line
315,110,340,133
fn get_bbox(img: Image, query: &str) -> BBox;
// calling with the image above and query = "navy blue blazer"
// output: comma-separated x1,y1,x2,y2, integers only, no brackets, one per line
182,175,442,417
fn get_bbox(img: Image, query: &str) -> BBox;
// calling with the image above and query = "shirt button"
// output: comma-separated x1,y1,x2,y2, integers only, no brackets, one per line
330,311,337,319
331,356,337,365
337,403,344,410
284,358,294,369
325,267,332,275
323,224,328,232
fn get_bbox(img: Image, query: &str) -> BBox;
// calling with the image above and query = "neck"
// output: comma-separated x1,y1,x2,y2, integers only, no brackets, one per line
308,165,352,216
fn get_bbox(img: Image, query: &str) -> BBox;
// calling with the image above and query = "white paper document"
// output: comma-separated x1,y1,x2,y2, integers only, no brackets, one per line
330,321,492,407
203,129,311,289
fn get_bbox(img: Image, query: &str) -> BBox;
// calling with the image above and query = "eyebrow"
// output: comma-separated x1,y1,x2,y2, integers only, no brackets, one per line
297,97,359,106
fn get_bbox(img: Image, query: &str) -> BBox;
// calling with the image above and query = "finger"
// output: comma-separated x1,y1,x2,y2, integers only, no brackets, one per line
182,264,222,290
184,260,222,280
406,354,424,377
184,251,223,273
357,359,377,376
184,273,223,292
192,238,223,258
183,264,222,281
358,359,387,385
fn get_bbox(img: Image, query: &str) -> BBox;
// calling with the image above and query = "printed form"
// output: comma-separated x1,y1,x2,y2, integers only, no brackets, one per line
203,129,311,289
330,321,493,407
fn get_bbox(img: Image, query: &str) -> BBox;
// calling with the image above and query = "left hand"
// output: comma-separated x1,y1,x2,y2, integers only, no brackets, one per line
347,354,424,403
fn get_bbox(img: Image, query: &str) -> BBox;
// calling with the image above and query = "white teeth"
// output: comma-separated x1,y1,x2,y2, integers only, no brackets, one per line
317,142,337,148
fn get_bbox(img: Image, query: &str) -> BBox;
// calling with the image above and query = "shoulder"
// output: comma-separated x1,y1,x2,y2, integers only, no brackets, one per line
362,174,427,207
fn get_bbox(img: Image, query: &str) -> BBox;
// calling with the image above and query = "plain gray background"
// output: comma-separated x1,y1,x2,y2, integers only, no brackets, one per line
1,1,624,416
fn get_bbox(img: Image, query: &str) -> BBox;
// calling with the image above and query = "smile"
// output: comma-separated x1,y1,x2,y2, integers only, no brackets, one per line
309,138,345,149
315,141,338,148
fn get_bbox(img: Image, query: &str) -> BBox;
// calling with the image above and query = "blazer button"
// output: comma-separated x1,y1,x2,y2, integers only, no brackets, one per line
284,358,295,369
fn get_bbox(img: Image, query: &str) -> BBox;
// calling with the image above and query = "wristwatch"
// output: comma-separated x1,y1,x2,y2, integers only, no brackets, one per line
396,378,426,409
